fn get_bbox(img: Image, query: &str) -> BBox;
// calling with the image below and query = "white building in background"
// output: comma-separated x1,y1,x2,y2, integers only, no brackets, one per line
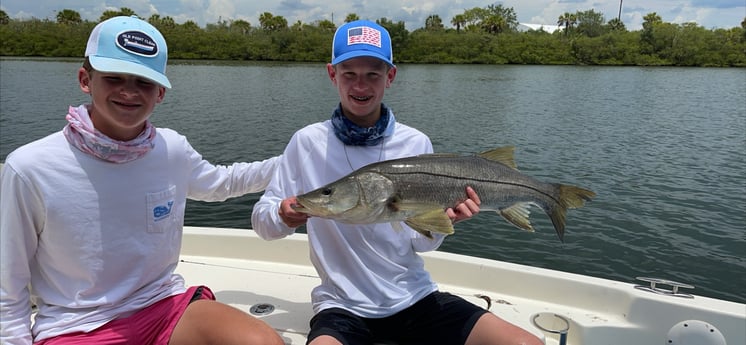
517,23,563,33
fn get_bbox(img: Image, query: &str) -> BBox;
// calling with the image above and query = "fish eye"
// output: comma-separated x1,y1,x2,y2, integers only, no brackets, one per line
322,188,333,196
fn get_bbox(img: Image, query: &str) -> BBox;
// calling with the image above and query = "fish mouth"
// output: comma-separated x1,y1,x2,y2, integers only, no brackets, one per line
290,202,309,213
292,200,338,218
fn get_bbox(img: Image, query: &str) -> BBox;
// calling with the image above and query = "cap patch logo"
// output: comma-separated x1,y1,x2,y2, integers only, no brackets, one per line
347,26,381,47
116,30,158,57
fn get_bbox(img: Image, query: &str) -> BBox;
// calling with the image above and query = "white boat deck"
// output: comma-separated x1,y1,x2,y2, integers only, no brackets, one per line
177,227,746,345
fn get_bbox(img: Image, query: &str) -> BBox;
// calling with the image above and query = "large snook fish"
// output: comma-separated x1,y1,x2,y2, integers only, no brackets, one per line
293,146,595,241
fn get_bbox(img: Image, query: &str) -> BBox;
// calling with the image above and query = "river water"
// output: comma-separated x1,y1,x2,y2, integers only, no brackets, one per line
1,58,744,303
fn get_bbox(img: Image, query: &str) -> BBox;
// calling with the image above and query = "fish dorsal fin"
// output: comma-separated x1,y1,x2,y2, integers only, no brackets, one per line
404,209,454,238
498,202,535,232
477,146,517,169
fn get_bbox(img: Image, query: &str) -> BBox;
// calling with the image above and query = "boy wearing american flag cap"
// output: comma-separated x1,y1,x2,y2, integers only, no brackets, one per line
253,20,543,345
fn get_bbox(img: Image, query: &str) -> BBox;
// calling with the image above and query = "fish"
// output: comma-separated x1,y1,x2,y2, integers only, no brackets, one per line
292,146,595,241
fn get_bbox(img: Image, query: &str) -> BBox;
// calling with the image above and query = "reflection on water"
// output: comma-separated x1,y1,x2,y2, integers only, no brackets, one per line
2,59,744,303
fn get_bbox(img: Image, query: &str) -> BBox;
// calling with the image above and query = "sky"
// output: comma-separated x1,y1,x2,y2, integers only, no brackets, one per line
1,0,744,31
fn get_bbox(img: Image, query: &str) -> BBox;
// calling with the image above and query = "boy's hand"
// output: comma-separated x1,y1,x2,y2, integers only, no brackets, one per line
279,197,310,228
447,186,481,224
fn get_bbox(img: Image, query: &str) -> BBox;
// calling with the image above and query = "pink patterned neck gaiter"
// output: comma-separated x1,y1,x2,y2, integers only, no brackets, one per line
62,105,156,163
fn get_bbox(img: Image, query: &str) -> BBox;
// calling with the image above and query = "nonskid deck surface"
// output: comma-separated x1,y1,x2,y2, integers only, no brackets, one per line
175,253,549,344
178,227,745,345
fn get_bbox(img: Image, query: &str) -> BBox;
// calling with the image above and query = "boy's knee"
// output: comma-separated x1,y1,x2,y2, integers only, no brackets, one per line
244,328,284,345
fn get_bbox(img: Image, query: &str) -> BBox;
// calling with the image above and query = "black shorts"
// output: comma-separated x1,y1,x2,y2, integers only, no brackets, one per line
307,291,487,345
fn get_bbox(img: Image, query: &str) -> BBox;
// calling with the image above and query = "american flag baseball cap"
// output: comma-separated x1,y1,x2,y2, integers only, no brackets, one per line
85,16,171,88
332,20,394,67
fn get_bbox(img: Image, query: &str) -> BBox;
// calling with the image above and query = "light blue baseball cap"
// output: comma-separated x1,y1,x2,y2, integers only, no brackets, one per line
85,16,171,88
332,20,394,67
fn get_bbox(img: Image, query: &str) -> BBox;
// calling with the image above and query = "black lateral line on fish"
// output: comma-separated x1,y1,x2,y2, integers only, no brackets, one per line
385,171,562,205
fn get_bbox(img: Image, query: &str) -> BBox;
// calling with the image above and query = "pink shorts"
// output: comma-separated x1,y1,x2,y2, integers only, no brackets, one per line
34,285,215,345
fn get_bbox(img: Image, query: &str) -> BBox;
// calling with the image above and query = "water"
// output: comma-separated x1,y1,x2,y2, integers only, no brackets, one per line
1,58,744,304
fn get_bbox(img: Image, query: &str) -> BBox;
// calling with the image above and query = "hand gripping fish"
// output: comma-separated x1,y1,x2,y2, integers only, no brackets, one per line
293,146,595,241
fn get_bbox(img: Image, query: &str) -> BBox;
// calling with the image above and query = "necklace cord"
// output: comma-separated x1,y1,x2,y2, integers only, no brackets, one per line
343,139,385,171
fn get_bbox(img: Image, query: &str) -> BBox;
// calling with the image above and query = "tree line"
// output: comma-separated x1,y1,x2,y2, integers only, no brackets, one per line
1,6,744,67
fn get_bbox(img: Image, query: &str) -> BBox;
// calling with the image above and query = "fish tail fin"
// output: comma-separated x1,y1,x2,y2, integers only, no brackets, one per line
548,184,596,242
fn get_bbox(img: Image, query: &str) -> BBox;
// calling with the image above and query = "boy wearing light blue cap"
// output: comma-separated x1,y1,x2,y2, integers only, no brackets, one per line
1,16,283,345
253,20,542,345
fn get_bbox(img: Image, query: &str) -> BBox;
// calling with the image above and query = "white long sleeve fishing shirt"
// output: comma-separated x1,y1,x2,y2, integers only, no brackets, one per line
0,128,279,344
252,117,446,318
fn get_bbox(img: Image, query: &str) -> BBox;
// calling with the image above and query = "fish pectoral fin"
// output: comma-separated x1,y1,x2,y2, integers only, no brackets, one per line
499,203,535,232
404,209,455,238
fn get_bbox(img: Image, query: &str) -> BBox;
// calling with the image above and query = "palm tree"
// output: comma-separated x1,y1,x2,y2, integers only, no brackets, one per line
259,12,287,31
344,13,360,23
425,14,444,31
231,19,252,34
451,14,466,32
607,18,626,32
481,15,507,34
56,9,82,25
557,12,577,35
99,7,136,22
